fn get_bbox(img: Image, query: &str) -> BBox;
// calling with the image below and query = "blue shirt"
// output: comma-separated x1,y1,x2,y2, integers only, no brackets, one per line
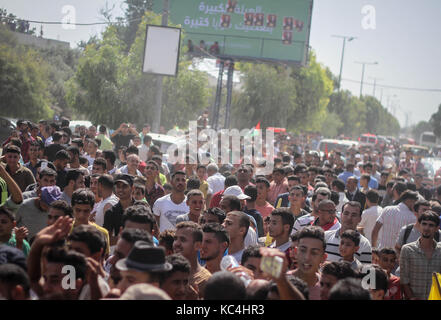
337,171,356,184
358,175,379,189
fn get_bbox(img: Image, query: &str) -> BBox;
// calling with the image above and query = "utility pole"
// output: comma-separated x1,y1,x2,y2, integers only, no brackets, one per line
369,77,383,98
355,61,378,98
332,35,356,91
152,0,169,133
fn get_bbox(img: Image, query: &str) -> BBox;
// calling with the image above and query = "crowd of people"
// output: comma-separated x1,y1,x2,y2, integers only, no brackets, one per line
1,116,441,301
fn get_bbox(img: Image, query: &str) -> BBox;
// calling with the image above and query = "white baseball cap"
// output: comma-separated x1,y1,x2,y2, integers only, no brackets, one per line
222,186,250,200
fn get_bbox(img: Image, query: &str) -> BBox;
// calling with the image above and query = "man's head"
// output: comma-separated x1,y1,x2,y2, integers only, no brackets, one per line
365,189,380,208
91,157,107,174
65,169,85,192
399,190,419,210
0,263,30,300
236,165,251,184
219,195,241,213
122,205,156,234
68,225,106,262
269,208,295,240
331,179,346,193
320,261,357,300
295,226,327,276
201,223,229,262
159,254,191,300
48,200,72,226
4,145,21,168
0,207,16,241
54,150,70,171
288,185,306,207
346,176,359,193
173,222,203,261
392,182,407,201
272,168,285,184
114,174,134,201
200,207,226,225
340,201,362,231
418,211,440,240
255,177,270,201
339,230,360,260
312,187,331,212
222,211,250,242
71,188,95,225
241,245,265,280
317,200,337,226
42,247,87,299
186,189,205,216
378,247,397,275
116,241,172,293
102,150,116,169
328,278,371,300
171,171,186,194
359,265,388,300
414,199,431,219
203,271,246,300
206,163,219,177
38,167,57,188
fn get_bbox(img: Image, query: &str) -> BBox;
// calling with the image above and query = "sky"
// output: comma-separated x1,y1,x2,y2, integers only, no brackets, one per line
1,0,440,128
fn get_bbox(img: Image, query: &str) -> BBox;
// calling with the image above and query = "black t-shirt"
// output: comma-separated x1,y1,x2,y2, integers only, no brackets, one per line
103,199,135,237
111,133,135,150
243,208,264,237
44,143,66,162
56,169,68,190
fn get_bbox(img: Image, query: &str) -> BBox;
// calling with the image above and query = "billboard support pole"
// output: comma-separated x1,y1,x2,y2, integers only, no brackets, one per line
212,60,225,131
152,0,169,133
224,60,234,129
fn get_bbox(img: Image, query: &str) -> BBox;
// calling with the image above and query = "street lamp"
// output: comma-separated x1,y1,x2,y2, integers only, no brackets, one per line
332,35,356,91
355,61,378,98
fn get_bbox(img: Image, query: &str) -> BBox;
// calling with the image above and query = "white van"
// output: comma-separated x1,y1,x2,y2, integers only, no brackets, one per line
316,139,359,157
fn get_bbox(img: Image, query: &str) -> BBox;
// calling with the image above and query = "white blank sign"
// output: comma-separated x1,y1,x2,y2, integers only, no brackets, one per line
143,25,181,77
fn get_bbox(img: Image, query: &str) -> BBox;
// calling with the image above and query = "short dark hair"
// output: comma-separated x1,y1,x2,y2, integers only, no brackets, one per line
71,188,95,208
68,225,106,255
366,189,380,204
321,261,358,279
55,150,70,161
175,221,203,242
244,185,257,202
39,167,57,179
241,245,262,265
120,228,153,245
340,229,361,247
4,145,21,154
202,223,230,246
186,177,201,191
331,179,345,192
159,254,191,286
393,182,408,195
297,226,326,250
378,247,396,257
224,175,238,188
271,208,295,234
329,278,371,300
255,177,270,188
222,195,241,211
204,271,246,300
93,157,107,170
122,205,155,231
66,169,84,186
204,207,226,223
71,139,84,148
290,185,307,196
158,230,175,251
66,146,80,157
341,201,362,216
171,170,186,180
102,150,116,165
414,199,430,212
143,135,152,144
50,200,72,217
418,210,440,226
0,263,30,297
98,174,114,190
286,275,309,300
360,174,371,183
125,145,139,156
45,247,87,281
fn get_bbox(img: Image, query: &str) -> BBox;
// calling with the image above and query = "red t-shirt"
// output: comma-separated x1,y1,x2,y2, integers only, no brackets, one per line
209,190,224,208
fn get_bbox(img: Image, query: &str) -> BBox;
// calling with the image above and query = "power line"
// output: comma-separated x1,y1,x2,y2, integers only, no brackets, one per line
1,15,144,26
342,78,441,93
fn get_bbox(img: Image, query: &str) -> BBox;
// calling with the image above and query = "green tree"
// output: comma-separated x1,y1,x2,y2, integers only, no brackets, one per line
66,12,212,130
412,120,432,141
430,104,441,138
0,29,53,120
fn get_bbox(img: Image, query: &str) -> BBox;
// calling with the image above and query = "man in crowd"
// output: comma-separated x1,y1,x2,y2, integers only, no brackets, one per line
2,145,35,192
201,223,229,274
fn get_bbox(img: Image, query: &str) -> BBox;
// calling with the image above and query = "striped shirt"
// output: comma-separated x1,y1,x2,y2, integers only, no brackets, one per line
292,214,315,234
325,228,372,264
376,202,416,249
400,239,441,299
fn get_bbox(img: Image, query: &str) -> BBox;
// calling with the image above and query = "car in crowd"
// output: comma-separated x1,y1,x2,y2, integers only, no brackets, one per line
316,139,359,157
0,116,17,145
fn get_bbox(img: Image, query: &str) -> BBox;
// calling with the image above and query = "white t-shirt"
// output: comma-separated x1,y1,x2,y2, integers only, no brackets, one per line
358,205,383,244
244,227,258,248
153,194,189,233
94,194,119,227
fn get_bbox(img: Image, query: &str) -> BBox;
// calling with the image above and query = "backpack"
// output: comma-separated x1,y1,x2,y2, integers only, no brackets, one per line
403,224,440,244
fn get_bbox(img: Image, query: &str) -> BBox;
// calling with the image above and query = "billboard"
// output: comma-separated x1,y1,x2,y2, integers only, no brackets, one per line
152,0,313,65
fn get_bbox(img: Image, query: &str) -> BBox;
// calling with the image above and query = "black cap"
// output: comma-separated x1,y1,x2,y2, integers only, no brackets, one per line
114,174,134,186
